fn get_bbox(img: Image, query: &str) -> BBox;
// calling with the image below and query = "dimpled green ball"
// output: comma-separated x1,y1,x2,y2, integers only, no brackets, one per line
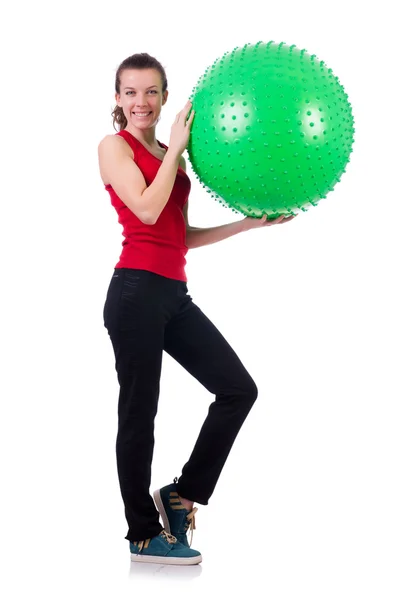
187,40,354,219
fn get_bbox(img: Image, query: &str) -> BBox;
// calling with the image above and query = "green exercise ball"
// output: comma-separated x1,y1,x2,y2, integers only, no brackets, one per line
187,40,354,219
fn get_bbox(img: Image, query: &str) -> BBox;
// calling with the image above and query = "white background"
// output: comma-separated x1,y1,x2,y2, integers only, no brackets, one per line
1,0,396,598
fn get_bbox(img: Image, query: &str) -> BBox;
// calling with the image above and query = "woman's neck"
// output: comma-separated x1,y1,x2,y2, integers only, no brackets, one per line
124,126,160,149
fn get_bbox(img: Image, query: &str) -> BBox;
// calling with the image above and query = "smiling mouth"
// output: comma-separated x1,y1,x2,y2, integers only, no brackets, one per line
133,112,152,117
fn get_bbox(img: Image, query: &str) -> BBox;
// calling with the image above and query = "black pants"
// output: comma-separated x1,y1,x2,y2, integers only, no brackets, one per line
103,268,258,542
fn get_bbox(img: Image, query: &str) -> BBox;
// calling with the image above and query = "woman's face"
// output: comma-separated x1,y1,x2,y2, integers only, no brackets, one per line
116,68,168,131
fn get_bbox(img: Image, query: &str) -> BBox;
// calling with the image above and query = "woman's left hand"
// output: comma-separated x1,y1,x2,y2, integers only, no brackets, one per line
243,213,296,230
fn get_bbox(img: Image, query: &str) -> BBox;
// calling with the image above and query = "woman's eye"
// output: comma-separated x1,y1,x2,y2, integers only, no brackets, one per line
126,90,157,95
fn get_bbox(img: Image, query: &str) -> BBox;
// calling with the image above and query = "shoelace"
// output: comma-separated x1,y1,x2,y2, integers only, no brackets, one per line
161,530,177,545
184,507,198,547
134,529,177,554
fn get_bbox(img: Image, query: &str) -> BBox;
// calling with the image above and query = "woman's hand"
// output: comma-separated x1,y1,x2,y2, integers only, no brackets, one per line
242,213,297,231
168,100,195,157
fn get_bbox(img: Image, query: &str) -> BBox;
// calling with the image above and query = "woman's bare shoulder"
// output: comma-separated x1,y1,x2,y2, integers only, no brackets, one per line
98,133,134,159
98,134,135,186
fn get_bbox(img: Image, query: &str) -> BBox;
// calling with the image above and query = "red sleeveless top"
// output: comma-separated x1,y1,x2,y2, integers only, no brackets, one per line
104,130,191,282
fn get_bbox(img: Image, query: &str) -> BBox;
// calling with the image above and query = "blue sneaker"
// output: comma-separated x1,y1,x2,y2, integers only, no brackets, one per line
153,478,198,547
129,529,202,565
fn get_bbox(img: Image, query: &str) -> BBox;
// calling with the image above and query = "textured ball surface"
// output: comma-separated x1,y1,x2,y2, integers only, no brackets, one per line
187,41,354,218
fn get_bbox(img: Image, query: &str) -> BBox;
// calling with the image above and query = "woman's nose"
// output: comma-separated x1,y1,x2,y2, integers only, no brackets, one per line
135,94,147,106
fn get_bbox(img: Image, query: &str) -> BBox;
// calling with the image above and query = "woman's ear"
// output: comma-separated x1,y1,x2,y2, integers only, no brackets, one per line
162,90,169,106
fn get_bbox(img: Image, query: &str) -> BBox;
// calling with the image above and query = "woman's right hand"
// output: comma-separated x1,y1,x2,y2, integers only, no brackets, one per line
168,100,195,157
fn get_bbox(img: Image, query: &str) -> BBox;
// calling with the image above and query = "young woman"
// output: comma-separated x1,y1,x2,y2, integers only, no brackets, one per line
98,52,294,566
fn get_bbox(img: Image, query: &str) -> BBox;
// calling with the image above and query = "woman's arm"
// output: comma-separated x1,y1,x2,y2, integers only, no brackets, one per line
182,193,295,249
186,220,248,249
98,135,182,225
181,156,296,249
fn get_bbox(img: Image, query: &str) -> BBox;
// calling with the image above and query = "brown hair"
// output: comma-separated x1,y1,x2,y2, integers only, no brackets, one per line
111,53,168,131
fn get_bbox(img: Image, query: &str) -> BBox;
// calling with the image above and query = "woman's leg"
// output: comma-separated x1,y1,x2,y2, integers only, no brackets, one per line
163,290,258,505
103,269,174,542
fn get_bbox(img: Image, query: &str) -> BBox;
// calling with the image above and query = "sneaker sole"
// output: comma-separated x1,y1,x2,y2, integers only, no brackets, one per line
130,552,202,565
153,488,171,534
